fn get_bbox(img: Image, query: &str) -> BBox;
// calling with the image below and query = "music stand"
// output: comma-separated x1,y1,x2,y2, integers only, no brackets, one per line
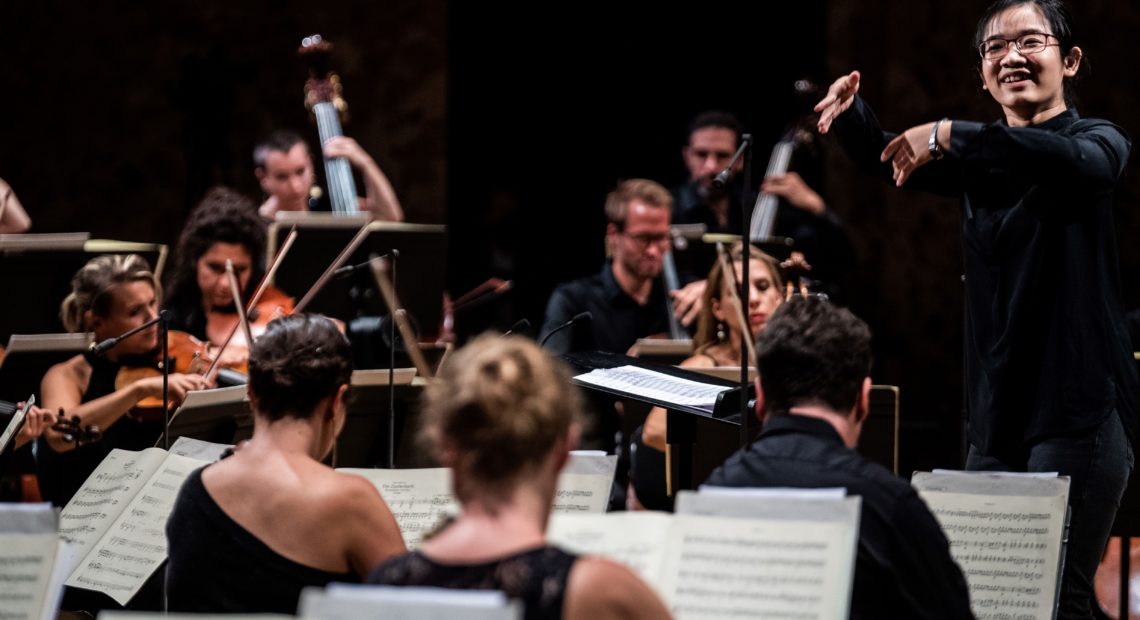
0,333,92,403
158,385,253,448
267,215,447,338
0,236,167,343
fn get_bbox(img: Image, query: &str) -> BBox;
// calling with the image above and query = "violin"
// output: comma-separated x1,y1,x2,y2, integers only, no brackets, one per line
204,284,295,365
51,408,103,445
112,330,220,416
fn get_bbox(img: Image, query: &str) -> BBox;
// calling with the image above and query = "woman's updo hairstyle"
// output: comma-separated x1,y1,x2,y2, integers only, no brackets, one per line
248,314,352,421
420,335,582,500
59,254,158,333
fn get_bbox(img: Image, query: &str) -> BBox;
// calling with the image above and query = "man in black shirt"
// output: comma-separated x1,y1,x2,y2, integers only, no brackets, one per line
671,110,853,308
539,179,673,355
706,297,973,619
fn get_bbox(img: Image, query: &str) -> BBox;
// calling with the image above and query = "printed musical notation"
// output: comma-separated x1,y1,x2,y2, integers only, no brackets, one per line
550,512,855,620
0,531,58,620
58,449,210,606
918,490,1066,620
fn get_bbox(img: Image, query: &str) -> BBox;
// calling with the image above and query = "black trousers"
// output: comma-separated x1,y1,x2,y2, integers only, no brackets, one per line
967,412,1133,620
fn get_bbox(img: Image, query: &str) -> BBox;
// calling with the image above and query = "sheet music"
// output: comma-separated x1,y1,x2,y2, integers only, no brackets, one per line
547,512,673,588
3,332,92,354
57,448,169,575
340,468,459,549
550,511,857,620
168,436,231,462
915,490,1066,620
300,584,522,620
98,614,293,620
553,452,617,514
0,504,58,620
574,365,730,407
66,453,209,605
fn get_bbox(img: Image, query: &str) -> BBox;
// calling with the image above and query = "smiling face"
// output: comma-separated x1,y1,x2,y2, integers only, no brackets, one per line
979,3,1081,125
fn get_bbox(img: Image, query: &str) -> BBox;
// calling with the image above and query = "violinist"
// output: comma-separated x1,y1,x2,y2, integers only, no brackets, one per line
253,130,404,222
629,243,784,511
164,186,292,369
38,254,211,506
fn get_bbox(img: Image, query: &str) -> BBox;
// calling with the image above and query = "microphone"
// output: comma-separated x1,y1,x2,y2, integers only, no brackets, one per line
334,250,399,279
711,133,753,190
504,318,531,337
539,312,591,348
90,310,171,356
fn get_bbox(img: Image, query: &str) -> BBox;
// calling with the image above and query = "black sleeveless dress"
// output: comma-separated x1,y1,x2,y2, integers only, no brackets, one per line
368,546,578,620
166,466,358,613
35,352,164,507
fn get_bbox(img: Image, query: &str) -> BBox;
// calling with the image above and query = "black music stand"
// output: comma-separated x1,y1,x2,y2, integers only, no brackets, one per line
0,334,92,403
267,215,447,338
0,236,167,343
561,351,752,494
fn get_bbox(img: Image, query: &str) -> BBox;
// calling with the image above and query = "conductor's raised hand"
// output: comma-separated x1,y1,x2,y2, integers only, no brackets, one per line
880,122,935,187
814,71,860,134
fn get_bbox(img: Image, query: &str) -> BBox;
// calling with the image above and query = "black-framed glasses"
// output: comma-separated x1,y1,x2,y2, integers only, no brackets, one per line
978,32,1059,60
622,231,671,249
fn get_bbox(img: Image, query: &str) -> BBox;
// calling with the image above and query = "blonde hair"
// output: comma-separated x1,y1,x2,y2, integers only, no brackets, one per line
693,243,782,351
60,254,158,333
603,178,673,227
420,334,581,502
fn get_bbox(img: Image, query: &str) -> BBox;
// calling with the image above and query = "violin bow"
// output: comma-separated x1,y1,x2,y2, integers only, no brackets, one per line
715,243,757,367
203,226,299,381
370,256,433,378
226,259,255,347
294,220,372,313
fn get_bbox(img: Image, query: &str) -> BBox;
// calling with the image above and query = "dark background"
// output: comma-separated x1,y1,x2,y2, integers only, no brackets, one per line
2,1,1137,476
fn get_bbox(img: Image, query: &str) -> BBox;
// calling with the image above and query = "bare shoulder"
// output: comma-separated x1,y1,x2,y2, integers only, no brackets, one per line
564,556,671,620
42,355,89,400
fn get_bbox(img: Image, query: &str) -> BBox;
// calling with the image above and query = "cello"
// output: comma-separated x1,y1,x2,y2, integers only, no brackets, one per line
299,34,359,215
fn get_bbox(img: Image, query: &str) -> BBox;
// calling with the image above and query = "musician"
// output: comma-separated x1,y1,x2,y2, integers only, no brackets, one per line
10,403,54,451
670,110,852,311
0,177,32,233
816,1,1136,614
539,179,674,355
253,129,404,222
705,297,973,619
166,314,405,613
369,335,671,620
630,243,783,510
164,186,281,366
38,254,211,506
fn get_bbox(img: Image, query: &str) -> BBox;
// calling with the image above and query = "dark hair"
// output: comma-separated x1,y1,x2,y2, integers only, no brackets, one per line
248,314,352,420
253,130,308,169
164,186,266,325
974,0,1081,107
420,335,581,503
686,110,744,149
755,296,872,413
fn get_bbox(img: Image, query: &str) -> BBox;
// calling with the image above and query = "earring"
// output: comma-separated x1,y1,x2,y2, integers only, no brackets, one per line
716,321,726,342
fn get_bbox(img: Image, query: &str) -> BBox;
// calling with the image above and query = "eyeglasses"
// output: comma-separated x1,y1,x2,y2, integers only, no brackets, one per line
622,231,672,249
978,32,1059,60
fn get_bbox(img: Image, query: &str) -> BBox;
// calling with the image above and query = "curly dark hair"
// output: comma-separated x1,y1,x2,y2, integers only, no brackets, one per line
248,314,353,420
164,186,266,333
756,296,872,414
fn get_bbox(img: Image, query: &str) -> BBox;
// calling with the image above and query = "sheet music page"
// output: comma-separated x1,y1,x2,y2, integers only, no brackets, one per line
168,436,231,462
57,448,169,575
574,365,730,407
553,453,617,514
340,468,460,549
547,512,672,590
300,584,522,620
915,490,1066,620
66,452,209,605
659,514,853,620
0,504,58,620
